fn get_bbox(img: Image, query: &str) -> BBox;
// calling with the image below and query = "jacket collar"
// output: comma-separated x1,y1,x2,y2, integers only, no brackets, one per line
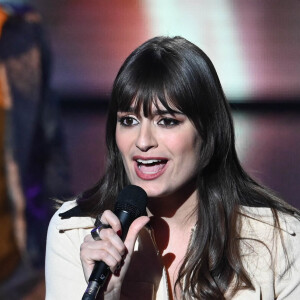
56,200,95,231
56,200,297,237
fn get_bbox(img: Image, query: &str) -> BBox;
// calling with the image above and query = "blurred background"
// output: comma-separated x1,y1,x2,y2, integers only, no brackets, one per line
0,0,299,298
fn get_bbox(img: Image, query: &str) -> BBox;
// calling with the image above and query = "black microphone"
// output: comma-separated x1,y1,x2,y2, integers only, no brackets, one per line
82,185,148,300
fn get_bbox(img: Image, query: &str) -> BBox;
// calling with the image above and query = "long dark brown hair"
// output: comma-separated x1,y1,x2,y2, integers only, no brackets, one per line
77,36,299,299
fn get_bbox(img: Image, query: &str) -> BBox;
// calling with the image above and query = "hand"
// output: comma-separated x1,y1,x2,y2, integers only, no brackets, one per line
80,210,150,299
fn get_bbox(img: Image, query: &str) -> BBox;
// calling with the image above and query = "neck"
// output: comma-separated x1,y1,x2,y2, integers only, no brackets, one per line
146,182,198,297
147,182,198,229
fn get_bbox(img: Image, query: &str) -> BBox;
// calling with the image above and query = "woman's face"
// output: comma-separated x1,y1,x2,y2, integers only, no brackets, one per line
115,100,201,199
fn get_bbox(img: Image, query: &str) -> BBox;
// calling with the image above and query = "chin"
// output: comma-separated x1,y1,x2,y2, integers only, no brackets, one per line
140,184,171,199
129,180,166,198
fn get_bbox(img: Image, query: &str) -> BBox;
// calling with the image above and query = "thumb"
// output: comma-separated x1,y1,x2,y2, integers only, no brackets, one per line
124,216,150,254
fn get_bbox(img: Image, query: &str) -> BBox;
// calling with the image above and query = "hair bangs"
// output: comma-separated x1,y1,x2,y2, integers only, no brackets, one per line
116,71,183,117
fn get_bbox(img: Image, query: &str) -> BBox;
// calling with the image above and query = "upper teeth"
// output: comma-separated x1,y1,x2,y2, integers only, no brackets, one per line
137,159,162,164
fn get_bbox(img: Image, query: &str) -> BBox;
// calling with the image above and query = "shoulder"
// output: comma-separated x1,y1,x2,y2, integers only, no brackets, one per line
48,199,95,232
46,200,95,254
46,200,96,272
238,206,300,255
238,206,300,295
239,206,300,239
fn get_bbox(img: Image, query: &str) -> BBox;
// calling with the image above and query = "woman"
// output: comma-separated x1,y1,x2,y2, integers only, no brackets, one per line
46,36,300,299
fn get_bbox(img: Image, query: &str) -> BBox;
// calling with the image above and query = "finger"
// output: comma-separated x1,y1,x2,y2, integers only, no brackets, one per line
80,238,125,275
83,235,126,262
84,230,124,252
81,247,120,272
84,233,95,243
98,228,126,254
100,210,122,235
124,216,150,254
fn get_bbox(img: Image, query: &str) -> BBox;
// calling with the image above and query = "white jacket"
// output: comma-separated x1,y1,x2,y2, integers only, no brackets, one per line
45,200,300,299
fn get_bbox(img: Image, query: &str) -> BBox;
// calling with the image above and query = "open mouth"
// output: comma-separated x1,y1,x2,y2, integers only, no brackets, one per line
136,159,168,174
134,158,168,179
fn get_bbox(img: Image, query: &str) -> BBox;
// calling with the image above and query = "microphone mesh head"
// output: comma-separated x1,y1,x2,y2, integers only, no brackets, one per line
116,185,148,218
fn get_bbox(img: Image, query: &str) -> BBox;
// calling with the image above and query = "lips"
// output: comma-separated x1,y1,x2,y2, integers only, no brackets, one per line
133,156,168,180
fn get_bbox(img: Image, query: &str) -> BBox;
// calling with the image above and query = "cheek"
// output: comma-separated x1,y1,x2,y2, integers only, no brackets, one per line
115,130,134,176
115,133,122,153
166,131,201,158
115,134,130,174
115,130,128,156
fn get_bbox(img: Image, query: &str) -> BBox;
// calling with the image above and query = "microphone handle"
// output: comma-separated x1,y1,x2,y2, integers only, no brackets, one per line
82,261,110,299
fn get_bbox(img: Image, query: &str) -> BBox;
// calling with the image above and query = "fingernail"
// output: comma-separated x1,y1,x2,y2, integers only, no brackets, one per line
117,230,122,237
114,263,121,276
122,251,127,260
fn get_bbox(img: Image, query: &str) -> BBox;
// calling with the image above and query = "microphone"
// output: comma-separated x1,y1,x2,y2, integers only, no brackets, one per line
82,185,148,300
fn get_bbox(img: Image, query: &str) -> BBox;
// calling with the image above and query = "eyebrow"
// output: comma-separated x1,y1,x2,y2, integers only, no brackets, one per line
118,108,183,115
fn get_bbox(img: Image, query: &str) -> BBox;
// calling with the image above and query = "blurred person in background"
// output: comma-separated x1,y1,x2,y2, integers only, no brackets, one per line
0,2,69,297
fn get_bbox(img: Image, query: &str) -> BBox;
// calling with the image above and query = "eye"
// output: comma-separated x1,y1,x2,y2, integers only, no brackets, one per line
157,118,180,127
118,116,139,127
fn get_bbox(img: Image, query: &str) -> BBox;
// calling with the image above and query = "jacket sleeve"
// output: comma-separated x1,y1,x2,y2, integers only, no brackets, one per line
45,207,90,300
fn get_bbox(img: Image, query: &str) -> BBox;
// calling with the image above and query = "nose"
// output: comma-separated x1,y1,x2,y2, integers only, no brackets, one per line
135,121,158,152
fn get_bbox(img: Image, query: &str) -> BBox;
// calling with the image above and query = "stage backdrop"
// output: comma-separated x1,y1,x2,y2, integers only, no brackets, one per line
31,0,300,102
